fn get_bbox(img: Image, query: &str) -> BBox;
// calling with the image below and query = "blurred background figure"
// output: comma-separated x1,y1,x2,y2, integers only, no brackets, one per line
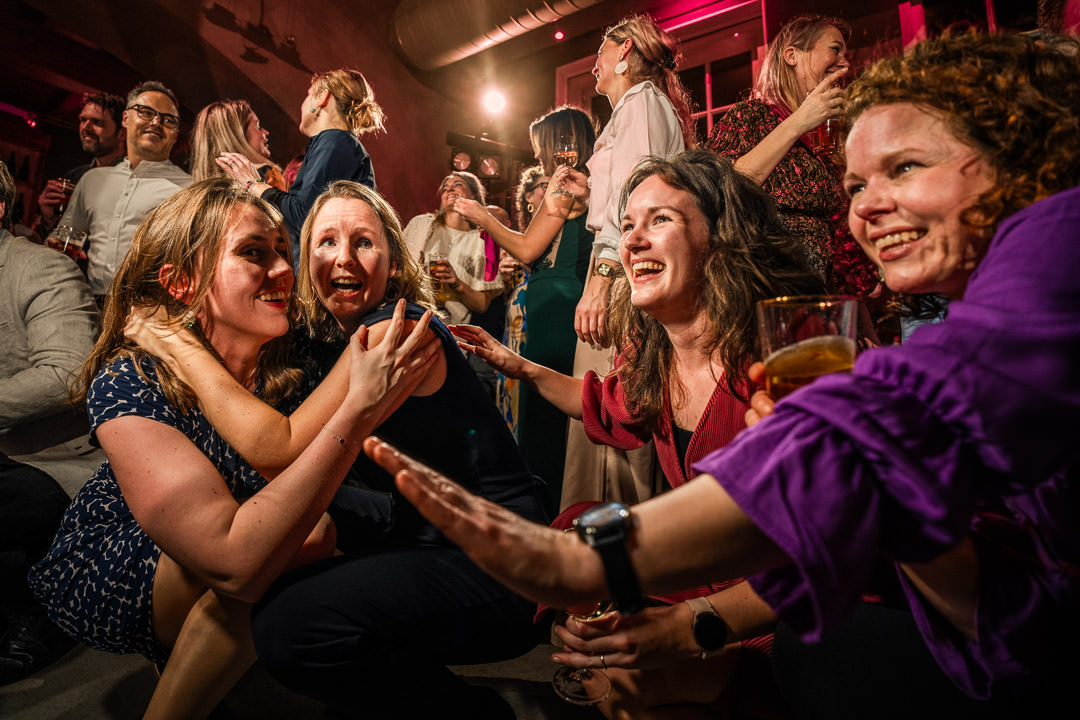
0,159,99,686
33,92,126,241
453,106,595,508
189,99,286,190
216,68,383,263
708,15,885,339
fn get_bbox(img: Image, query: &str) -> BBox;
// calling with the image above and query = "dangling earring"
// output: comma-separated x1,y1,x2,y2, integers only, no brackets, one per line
614,57,628,75
181,310,197,329
384,279,400,302
526,202,534,214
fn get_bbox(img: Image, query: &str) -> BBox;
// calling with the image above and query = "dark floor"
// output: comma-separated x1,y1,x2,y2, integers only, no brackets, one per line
0,639,603,719
4,439,602,719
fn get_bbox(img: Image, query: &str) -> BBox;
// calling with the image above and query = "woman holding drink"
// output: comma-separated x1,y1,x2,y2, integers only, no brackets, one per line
708,16,879,308
453,105,596,504
125,180,548,717
368,31,1080,716
454,150,823,718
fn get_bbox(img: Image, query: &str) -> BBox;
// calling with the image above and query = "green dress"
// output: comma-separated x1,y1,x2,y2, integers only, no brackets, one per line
517,213,592,509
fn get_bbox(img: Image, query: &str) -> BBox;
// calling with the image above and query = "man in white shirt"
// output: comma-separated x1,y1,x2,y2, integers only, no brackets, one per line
49,81,191,302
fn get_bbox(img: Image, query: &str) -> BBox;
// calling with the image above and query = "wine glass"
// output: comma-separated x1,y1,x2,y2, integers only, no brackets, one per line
551,600,616,705
553,133,578,169
551,133,578,197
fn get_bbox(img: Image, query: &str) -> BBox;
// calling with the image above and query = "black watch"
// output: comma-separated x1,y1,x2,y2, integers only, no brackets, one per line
687,596,728,658
573,502,645,614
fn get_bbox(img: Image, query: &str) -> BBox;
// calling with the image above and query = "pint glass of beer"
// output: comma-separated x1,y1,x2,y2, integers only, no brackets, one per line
756,295,857,399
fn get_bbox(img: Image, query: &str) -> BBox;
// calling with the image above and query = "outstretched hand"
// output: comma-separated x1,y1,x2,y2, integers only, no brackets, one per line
450,323,528,378
452,197,489,227
363,436,606,609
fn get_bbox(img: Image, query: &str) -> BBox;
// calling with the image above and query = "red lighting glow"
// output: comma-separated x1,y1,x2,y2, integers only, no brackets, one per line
554,29,565,41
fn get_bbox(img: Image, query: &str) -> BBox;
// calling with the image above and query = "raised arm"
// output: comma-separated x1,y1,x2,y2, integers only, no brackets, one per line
730,69,846,185
451,323,584,419
453,171,581,265
107,323,435,603
125,300,440,477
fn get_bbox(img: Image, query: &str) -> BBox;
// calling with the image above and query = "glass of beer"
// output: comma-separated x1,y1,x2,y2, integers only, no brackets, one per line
56,178,76,216
427,251,452,304
53,225,88,261
756,295,857,399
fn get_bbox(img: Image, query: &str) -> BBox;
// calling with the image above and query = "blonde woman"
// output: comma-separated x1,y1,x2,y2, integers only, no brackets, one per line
217,68,384,260
189,99,286,190
28,178,434,718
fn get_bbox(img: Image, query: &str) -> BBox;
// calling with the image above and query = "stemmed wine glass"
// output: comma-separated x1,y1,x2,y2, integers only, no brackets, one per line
551,599,616,705
551,133,578,197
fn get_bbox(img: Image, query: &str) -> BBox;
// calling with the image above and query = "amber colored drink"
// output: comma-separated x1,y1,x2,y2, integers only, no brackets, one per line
764,335,855,399
553,150,578,167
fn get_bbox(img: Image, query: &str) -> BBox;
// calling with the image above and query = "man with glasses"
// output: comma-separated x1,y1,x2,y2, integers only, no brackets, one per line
48,81,190,303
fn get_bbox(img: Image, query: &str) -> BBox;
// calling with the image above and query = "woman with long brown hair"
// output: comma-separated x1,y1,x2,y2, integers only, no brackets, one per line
453,151,824,717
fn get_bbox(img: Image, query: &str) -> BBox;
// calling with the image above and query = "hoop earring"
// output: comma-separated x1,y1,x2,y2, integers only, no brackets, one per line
526,202,534,214
614,59,628,75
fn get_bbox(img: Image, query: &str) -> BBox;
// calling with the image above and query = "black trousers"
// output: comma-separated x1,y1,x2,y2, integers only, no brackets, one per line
772,601,1068,719
251,546,544,718
0,454,70,613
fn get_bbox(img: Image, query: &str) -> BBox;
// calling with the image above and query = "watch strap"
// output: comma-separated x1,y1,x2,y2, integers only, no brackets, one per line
593,537,645,614
687,596,727,659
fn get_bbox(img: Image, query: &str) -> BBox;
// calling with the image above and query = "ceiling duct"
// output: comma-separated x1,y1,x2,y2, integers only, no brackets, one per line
391,0,604,71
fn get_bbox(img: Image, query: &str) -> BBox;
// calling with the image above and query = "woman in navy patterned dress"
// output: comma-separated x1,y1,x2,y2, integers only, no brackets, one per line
27,178,436,719
122,180,550,718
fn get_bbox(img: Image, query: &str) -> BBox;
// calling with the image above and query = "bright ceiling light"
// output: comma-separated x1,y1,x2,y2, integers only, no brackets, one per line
482,89,506,114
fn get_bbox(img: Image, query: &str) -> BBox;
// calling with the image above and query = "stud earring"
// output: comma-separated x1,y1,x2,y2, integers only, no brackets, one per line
310,106,319,115
614,59,628,75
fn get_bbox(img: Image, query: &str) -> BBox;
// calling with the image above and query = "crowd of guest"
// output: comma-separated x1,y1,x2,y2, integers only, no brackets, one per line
2,9,1078,720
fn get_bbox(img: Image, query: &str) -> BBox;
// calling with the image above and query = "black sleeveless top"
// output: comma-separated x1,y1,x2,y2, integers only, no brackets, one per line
308,302,550,548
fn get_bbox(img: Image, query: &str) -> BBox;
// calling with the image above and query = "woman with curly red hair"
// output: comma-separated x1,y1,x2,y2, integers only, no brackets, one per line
369,30,1080,717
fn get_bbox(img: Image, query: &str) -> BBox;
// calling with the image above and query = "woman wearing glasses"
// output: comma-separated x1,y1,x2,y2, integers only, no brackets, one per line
216,68,384,263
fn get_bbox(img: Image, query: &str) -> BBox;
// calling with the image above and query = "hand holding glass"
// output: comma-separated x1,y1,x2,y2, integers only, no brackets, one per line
756,295,857,399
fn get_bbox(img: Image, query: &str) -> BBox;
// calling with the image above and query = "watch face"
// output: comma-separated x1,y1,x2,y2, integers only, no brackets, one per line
577,502,629,527
694,611,728,652
451,151,472,171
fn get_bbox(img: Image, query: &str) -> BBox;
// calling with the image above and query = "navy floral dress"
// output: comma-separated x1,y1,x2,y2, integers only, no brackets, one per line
28,356,267,663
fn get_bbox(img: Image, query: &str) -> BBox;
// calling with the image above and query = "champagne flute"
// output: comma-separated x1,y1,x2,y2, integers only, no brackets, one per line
551,600,615,705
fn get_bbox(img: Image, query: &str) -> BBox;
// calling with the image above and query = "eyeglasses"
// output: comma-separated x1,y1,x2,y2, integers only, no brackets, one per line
127,104,181,130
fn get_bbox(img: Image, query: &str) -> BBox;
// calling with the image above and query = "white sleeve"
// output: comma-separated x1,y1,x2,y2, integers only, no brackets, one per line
592,85,684,263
